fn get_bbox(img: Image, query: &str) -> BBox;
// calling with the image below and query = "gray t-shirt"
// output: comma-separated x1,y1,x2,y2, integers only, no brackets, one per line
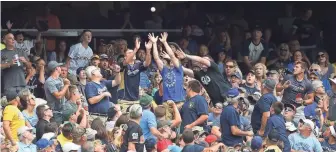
44,76,65,111
281,75,313,107
0,49,29,90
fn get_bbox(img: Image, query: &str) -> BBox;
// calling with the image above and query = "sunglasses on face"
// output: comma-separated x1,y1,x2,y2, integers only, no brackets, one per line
318,54,325,58
310,77,318,80
215,106,223,109
310,69,318,72
285,107,293,112
226,65,234,68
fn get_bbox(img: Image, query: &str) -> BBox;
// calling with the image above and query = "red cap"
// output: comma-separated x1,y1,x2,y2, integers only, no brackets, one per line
205,135,218,144
157,139,173,152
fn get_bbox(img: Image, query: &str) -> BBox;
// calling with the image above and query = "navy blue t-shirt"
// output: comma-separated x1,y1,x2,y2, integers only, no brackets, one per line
221,105,243,146
153,90,163,105
161,65,185,102
85,80,113,114
242,84,259,95
123,61,146,101
182,144,204,152
251,93,277,132
180,95,209,132
264,114,290,152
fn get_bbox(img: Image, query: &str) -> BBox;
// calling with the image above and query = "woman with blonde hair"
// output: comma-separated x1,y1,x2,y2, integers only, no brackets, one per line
209,31,232,61
254,63,267,90
316,50,334,91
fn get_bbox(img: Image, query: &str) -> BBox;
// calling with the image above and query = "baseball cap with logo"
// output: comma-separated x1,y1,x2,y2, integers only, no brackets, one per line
100,54,109,60
227,88,239,98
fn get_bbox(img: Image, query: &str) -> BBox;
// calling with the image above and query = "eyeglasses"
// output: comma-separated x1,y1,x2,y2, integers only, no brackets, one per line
318,54,325,58
310,69,318,72
285,107,293,112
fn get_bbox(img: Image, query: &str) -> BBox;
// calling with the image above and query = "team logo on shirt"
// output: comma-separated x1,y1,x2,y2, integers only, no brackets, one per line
127,69,140,76
293,142,312,152
201,75,211,85
97,87,107,95
189,102,195,109
164,70,176,88
132,133,139,140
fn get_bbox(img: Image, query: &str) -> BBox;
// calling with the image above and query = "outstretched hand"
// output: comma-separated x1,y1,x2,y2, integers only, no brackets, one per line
148,33,158,43
159,32,168,43
160,51,170,59
6,20,13,29
134,37,141,50
175,49,187,59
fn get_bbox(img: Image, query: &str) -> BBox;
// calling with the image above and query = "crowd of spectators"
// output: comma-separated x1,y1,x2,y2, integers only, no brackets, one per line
1,2,336,152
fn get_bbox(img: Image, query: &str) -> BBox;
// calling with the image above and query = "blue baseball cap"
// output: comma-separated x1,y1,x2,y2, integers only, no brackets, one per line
36,138,54,150
251,136,263,150
227,88,239,98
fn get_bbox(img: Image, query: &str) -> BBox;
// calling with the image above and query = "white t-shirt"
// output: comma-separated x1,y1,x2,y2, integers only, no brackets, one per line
14,40,34,55
68,43,93,75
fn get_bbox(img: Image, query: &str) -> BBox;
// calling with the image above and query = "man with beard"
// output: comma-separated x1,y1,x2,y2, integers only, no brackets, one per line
267,43,292,71
99,54,113,79
176,49,231,106
276,61,314,123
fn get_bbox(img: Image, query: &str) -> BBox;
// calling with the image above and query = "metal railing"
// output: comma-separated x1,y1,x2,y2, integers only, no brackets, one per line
1,28,183,51
0,29,182,37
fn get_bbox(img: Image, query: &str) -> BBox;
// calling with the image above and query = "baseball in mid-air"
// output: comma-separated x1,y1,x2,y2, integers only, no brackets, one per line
151,7,156,12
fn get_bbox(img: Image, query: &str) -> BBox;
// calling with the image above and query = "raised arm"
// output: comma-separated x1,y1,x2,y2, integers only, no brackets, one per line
159,32,180,68
123,38,140,65
144,38,152,68
111,65,121,87
175,49,211,67
149,33,164,71
182,66,194,78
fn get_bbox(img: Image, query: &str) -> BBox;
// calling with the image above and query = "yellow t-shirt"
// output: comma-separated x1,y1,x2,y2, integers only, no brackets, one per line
3,105,26,142
1,43,5,50
264,145,282,152
57,133,73,147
